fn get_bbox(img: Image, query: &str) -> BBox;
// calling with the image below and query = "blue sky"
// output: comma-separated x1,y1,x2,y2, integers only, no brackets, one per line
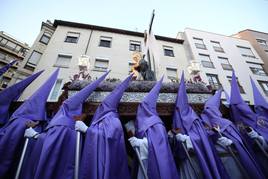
1,0,267,45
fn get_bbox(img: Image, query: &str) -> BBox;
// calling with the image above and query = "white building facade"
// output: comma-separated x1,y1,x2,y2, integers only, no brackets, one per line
20,20,189,101
182,28,268,103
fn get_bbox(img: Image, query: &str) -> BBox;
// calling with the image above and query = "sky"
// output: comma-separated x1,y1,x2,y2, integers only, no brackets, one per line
1,0,268,46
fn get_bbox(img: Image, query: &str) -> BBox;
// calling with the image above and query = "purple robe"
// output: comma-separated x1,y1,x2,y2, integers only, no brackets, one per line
201,89,265,178
135,77,179,179
0,69,59,179
172,72,228,179
250,77,268,124
80,74,132,179
32,71,109,179
230,72,268,142
0,60,17,76
0,70,43,125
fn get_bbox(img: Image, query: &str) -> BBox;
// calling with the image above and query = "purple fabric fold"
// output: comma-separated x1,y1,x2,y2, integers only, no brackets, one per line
0,69,59,179
31,71,109,179
80,74,133,179
250,77,268,122
0,60,17,76
135,77,179,179
172,72,228,179
201,89,265,178
0,70,43,125
230,71,268,141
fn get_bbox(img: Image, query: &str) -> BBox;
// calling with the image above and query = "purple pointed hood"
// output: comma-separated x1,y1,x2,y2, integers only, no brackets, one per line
136,77,163,136
230,71,244,105
0,60,17,76
91,74,133,124
173,72,199,132
250,77,268,122
201,89,232,131
10,69,59,121
0,70,43,124
229,71,268,140
48,71,110,128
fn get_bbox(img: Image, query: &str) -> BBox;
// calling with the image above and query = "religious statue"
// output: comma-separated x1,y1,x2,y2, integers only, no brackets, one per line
70,55,91,81
131,52,156,81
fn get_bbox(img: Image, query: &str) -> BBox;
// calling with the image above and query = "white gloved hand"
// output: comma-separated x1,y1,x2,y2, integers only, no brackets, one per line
125,120,135,134
24,127,39,138
128,137,148,160
217,136,233,146
248,129,268,148
75,121,88,133
168,131,174,138
175,133,193,149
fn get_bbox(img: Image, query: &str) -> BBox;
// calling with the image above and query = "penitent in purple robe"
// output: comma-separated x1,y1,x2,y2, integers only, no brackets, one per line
173,72,228,179
0,60,17,77
250,77,268,124
134,77,179,179
79,74,133,179
31,71,109,179
0,69,59,179
230,72,268,142
201,89,265,179
0,70,43,126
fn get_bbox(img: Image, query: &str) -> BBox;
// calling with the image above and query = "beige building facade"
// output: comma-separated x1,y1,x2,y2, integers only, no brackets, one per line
20,20,189,101
0,31,29,90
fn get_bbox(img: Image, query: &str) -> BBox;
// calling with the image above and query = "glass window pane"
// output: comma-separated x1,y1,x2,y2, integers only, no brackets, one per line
28,51,42,65
49,79,63,101
54,55,72,68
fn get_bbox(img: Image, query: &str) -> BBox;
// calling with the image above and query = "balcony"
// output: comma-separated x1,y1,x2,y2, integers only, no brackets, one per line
195,43,207,50
201,61,215,68
221,63,233,71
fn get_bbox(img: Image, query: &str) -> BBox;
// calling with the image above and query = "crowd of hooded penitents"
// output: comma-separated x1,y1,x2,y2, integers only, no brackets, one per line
0,68,268,179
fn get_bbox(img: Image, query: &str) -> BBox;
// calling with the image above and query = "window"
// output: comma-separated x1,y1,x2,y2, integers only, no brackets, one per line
0,38,7,46
0,52,6,60
247,62,267,76
49,79,63,101
5,41,17,51
237,46,255,58
199,54,214,68
54,54,72,68
257,39,267,46
163,46,175,57
219,57,232,71
166,68,178,81
193,37,206,49
27,51,42,66
94,58,109,71
206,74,221,90
40,32,51,44
14,45,22,53
129,40,141,52
211,41,224,53
258,81,268,96
227,76,245,93
65,32,80,43
99,36,112,48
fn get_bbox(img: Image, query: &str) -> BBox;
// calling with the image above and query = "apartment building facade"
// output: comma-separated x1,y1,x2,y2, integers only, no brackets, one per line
10,20,56,86
233,29,268,74
0,31,29,90
20,20,189,101
182,28,268,103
